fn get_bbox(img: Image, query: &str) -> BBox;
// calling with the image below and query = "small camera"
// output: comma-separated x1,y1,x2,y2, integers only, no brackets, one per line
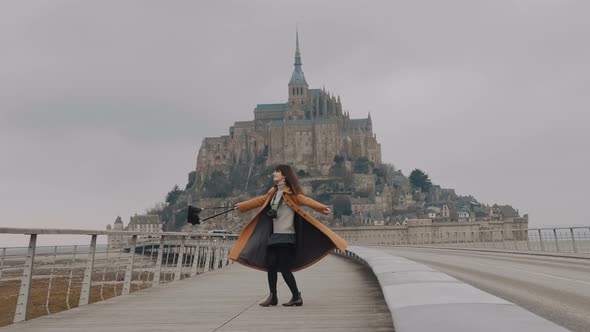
267,209,278,219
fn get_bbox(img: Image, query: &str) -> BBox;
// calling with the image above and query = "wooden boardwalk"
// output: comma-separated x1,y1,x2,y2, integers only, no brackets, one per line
1,254,394,332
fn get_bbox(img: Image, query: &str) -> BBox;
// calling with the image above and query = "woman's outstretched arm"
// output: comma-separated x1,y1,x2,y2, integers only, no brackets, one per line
235,190,272,213
296,193,331,215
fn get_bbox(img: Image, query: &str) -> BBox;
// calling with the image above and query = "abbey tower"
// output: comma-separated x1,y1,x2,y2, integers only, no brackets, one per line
194,32,382,186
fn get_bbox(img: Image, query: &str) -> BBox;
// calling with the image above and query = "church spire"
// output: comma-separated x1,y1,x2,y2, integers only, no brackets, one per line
289,29,307,85
295,29,302,66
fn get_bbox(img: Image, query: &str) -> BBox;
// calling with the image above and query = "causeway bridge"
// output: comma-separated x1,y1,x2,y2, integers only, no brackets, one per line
0,226,589,331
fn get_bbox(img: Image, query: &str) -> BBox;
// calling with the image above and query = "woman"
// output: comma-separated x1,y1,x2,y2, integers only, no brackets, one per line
229,164,347,307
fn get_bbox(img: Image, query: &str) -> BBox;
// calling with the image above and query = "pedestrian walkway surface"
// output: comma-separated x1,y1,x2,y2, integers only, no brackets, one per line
2,254,394,332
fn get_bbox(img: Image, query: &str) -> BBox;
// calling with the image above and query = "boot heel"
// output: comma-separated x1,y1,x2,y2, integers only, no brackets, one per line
259,293,278,307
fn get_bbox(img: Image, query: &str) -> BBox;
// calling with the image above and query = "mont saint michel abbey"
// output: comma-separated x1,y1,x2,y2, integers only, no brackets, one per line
195,33,382,182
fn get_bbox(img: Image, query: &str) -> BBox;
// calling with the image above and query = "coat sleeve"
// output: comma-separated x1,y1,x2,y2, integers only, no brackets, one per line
236,190,272,213
296,193,329,215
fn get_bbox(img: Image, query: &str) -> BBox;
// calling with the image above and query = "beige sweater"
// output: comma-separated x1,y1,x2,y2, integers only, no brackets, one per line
269,183,295,234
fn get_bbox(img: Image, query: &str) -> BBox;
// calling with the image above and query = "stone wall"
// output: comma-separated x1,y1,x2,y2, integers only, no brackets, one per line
352,174,376,192
333,219,530,245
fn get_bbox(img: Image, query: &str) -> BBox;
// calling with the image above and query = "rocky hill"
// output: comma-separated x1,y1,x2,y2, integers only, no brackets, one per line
148,155,525,232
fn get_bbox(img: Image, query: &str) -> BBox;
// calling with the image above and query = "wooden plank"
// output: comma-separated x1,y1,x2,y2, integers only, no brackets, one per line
1,254,393,331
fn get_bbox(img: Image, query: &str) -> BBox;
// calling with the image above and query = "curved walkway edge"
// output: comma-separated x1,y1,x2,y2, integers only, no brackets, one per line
338,246,570,332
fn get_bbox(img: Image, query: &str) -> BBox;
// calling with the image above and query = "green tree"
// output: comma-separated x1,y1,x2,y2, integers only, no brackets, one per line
409,169,432,192
173,207,188,230
353,157,374,174
165,185,182,205
332,195,352,218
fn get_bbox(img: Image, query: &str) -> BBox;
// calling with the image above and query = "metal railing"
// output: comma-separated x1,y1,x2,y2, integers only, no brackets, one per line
338,227,590,257
0,227,237,327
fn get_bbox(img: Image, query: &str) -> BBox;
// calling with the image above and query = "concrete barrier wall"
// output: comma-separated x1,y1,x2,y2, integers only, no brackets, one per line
335,246,569,332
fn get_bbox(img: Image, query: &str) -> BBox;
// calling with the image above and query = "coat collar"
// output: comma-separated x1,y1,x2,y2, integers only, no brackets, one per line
271,184,293,195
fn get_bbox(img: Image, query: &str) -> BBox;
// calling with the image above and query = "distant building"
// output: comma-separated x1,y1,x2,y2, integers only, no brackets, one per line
426,209,437,219
128,214,162,238
457,211,470,222
107,216,126,249
106,214,162,249
442,204,451,218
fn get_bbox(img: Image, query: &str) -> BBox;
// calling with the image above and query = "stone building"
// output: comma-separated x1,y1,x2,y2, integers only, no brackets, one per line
351,197,375,214
107,216,125,249
359,210,385,226
106,214,162,249
194,32,382,186
127,214,162,241
352,174,377,193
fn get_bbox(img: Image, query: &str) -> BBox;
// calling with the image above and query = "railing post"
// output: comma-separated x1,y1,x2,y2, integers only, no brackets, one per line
79,234,98,306
203,244,212,272
223,244,229,267
217,243,223,268
46,246,58,314
123,235,137,295
14,234,37,323
225,243,231,265
526,230,531,251
216,244,224,269
0,248,6,281
477,229,485,248
492,230,497,248
174,236,186,281
190,242,200,277
152,235,165,286
570,228,578,253
539,229,545,251
213,244,219,269
553,229,560,252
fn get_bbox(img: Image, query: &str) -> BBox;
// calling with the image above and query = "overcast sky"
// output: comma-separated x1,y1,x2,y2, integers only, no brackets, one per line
1,1,589,246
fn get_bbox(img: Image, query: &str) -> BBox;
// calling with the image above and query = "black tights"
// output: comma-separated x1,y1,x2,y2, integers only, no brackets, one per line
266,244,299,297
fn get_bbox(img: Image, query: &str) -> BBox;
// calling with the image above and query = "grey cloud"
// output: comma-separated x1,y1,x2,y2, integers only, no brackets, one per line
1,0,589,236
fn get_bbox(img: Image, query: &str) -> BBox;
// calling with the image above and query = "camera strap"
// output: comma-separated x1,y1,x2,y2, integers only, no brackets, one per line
270,191,284,210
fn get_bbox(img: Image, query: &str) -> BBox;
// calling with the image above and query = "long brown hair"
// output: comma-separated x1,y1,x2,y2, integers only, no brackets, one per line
274,164,302,195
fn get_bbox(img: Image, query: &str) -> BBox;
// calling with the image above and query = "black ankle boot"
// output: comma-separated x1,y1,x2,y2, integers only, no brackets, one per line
259,292,278,307
282,291,302,306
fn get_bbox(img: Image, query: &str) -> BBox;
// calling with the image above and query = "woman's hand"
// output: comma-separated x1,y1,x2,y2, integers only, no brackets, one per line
322,207,331,215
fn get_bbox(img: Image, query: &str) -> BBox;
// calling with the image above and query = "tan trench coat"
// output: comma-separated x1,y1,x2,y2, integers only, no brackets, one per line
228,185,347,272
